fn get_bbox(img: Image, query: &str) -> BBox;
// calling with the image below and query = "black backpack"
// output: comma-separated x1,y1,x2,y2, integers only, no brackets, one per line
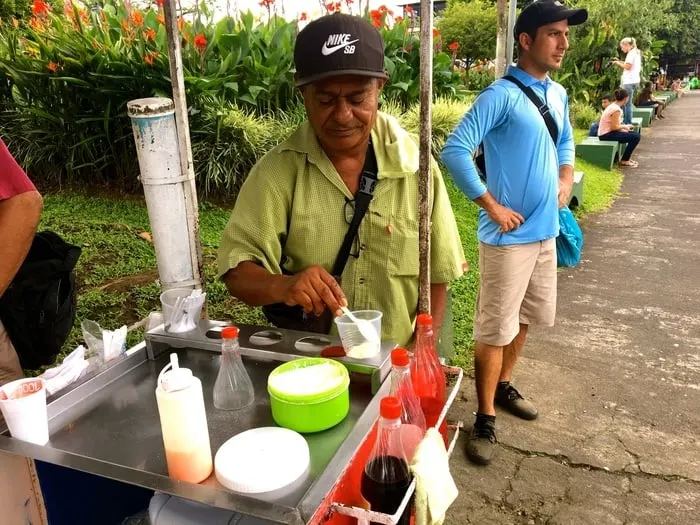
0,231,81,369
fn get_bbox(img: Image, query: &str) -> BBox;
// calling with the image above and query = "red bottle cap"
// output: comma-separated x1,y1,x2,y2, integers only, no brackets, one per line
380,397,402,420
391,348,410,367
221,326,239,339
416,314,433,327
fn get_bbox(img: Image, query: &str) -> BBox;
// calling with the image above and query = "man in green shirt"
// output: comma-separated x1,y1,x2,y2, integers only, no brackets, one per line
218,14,465,346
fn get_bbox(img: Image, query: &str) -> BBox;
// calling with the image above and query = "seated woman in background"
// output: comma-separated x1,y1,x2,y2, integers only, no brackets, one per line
635,81,665,119
598,88,642,168
672,77,684,97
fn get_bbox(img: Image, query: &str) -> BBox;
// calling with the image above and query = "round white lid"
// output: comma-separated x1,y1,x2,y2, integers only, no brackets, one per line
215,427,310,494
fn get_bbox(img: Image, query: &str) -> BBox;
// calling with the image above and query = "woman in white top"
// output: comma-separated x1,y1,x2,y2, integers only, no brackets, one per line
612,37,642,125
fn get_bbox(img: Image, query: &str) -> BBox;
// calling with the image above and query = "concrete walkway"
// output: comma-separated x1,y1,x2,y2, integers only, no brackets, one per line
446,92,700,525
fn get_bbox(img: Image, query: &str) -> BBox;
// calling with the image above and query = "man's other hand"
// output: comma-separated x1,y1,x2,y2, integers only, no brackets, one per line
281,266,347,317
487,203,525,233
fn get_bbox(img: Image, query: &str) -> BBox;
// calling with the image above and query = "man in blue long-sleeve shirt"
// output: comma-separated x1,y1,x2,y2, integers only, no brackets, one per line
441,0,587,465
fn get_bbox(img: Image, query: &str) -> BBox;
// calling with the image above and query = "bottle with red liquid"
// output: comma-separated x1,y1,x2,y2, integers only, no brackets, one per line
410,313,448,444
361,397,412,525
390,348,426,462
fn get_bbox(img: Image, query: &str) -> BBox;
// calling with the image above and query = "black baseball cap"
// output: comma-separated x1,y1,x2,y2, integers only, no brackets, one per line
294,13,389,87
514,0,588,39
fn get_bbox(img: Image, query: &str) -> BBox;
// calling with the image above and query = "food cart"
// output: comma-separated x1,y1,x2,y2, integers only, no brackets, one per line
0,320,462,524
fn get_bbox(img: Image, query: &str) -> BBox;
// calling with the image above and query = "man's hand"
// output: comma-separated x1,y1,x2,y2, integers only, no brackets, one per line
280,265,347,317
558,180,573,209
486,202,525,233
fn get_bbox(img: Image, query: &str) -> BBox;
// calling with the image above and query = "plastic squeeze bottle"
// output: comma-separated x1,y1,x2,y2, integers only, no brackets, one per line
410,314,448,444
360,397,412,525
155,353,213,483
389,348,427,462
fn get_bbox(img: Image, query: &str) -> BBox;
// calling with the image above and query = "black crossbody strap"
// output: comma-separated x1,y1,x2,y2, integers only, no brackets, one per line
503,74,559,144
331,142,378,276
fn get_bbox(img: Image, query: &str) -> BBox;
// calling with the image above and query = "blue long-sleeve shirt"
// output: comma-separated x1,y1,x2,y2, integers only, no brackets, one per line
441,65,574,246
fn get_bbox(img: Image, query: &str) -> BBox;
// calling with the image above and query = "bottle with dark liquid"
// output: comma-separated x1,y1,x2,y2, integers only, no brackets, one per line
361,397,412,525
410,314,448,444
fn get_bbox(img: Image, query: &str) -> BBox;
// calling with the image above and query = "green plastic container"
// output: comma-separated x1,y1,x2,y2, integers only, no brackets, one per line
267,358,350,433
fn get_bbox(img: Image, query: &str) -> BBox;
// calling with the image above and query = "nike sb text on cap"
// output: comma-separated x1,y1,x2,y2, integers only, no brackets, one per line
294,13,388,87
514,0,588,38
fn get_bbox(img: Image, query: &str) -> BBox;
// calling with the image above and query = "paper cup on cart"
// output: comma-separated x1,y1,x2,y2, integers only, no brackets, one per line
334,310,382,359
160,288,205,333
0,378,49,445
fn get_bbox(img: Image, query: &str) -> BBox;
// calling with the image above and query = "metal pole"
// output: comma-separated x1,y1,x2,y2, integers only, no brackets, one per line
495,0,507,78
418,0,434,315
162,0,204,291
506,0,517,66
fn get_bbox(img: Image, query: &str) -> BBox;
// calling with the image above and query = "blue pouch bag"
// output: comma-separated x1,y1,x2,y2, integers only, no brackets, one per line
556,207,583,267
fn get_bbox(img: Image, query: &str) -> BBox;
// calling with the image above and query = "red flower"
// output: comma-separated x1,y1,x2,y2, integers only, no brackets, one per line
395,16,403,23
143,27,156,41
378,5,387,13
177,17,185,31
144,50,158,65
157,12,165,25
432,28,439,38
405,6,414,16
299,12,307,21
120,19,130,32
156,0,164,6
448,41,459,52
194,32,207,52
404,44,414,53
32,0,49,16
131,10,144,27
325,2,336,13
259,0,274,8
47,61,59,72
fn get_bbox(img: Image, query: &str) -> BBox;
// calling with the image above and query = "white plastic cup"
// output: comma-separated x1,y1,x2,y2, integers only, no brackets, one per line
160,288,204,333
0,378,49,445
334,310,382,358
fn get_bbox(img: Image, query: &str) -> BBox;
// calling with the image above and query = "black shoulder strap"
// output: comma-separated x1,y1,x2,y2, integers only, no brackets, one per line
331,142,378,277
503,74,559,145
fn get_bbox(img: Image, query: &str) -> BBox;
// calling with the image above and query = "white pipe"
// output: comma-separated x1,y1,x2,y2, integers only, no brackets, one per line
127,98,200,291
507,0,517,66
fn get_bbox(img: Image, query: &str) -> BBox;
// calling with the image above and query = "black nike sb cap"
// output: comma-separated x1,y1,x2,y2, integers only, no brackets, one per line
514,0,588,39
294,13,389,87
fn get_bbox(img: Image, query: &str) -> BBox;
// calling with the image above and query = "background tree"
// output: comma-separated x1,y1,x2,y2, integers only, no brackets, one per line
658,0,700,59
436,0,497,70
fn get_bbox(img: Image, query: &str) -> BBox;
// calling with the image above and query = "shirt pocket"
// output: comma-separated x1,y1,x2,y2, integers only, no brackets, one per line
387,215,420,277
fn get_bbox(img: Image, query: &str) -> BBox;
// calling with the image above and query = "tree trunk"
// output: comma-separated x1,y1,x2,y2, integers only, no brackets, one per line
418,0,434,315
495,0,508,78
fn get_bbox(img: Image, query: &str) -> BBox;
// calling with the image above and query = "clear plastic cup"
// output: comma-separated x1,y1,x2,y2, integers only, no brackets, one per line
160,288,205,333
0,377,49,445
334,310,382,359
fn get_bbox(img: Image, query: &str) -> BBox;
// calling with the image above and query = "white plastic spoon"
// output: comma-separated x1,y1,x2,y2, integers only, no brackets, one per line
340,306,380,345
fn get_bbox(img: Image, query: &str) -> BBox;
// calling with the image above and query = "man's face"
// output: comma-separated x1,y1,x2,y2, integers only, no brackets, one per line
602,98,611,109
302,75,383,155
521,20,570,72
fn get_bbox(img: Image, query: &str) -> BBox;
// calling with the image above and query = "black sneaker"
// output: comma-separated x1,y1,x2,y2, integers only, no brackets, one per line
495,382,539,420
465,414,497,465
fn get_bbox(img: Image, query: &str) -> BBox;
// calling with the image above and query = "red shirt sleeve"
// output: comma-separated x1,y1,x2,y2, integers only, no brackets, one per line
0,138,36,201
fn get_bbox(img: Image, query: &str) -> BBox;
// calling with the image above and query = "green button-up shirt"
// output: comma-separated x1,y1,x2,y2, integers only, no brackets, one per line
218,112,466,346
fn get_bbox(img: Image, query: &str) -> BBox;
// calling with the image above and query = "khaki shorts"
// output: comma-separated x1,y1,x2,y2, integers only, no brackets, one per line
474,239,557,347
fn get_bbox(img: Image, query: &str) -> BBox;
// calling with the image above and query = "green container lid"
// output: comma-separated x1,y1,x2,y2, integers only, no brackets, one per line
267,358,349,404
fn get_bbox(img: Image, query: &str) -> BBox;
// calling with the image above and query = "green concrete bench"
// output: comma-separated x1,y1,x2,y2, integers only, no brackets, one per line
631,117,642,134
576,139,617,170
633,107,654,127
568,171,584,209
583,136,625,163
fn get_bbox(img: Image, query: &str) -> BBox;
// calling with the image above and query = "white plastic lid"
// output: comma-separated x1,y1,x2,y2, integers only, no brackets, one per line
215,427,310,494
158,354,193,392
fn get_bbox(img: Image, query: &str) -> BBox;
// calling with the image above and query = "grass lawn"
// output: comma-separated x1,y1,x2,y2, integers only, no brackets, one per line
31,130,624,375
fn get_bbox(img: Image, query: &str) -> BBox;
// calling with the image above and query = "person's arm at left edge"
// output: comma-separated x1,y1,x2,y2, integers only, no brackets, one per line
428,158,467,338
557,93,575,209
0,140,43,297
